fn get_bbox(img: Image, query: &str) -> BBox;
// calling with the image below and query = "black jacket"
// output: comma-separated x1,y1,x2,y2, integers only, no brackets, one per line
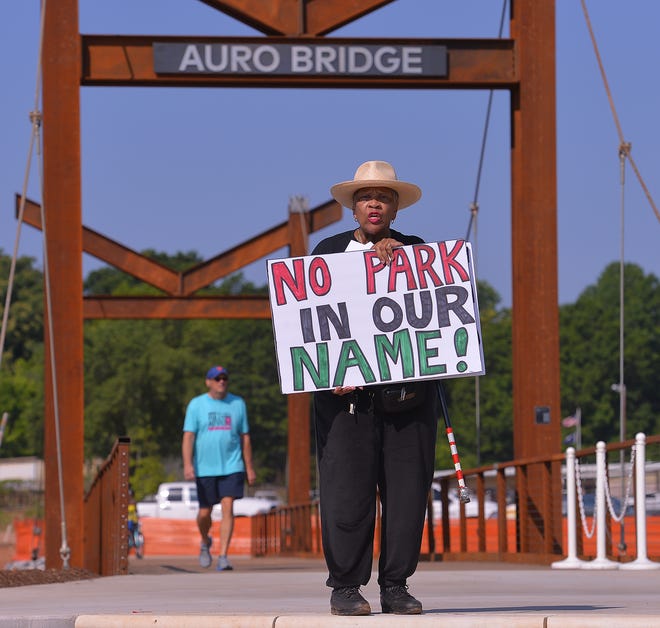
312,229,425,256
311,228,434,425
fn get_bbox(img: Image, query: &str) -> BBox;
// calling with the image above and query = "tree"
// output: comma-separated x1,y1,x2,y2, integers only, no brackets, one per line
0,252,45,457
128,425,174,500
82,252,288,496
179,316,287,484
436,280,513,470
560,262,660,445
0,352,45,456
0,252,44,362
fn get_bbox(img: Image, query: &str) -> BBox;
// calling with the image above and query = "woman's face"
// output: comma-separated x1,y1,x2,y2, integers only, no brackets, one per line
352,186,399,239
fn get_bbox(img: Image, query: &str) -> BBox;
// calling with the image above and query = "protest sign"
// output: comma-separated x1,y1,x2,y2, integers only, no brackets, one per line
267,239,484,394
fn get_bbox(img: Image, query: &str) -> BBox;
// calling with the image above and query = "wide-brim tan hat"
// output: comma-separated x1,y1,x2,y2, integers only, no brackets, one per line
330,160,422,210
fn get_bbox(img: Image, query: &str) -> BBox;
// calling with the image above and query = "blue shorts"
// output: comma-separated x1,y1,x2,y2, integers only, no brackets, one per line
196,472,245,508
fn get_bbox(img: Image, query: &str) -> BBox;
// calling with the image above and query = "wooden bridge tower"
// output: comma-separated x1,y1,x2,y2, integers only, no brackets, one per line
37,0,560,566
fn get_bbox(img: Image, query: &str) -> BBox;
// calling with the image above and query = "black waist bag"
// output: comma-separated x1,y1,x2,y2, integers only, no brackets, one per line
375,381,428,413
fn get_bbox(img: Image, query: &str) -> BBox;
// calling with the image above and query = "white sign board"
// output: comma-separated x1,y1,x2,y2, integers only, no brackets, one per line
153,41,447,77
267,240,485,394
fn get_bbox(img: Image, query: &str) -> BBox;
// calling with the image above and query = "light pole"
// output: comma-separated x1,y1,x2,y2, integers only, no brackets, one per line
611,141,628,553
611,383,627,446
612,382,627,553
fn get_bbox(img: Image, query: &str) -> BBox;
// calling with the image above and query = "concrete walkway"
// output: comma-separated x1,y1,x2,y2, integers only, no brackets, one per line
1,555,660,627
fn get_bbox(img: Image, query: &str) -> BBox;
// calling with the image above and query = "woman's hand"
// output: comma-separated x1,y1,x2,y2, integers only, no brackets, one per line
372,237,404,265
332,386,356,396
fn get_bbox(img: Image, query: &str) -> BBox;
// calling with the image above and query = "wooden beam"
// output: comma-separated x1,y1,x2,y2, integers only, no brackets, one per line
83,295,271,319
81,36,516,89
18,196,181,294
42,0,85,569
19,195,342,295
181,200,342,294
510,0,562,553
196,0,396,37
510,0,560,462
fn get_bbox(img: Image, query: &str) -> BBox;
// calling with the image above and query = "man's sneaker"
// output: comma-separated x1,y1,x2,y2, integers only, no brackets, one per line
380,585,423,615
216,555,233,571
330,586,371,616
199,537,212,569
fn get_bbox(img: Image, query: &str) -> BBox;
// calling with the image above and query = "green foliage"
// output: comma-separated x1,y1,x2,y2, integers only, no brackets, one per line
0,252,44,363
83,317,192,460
559,262,660,445
179,315,287,484
0,252,45,457
0,354,45,455
436,281,513,470
129,425,174,500
81,251,287,496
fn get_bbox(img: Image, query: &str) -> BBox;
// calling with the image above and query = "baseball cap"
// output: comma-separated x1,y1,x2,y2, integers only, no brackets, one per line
206,365,229,379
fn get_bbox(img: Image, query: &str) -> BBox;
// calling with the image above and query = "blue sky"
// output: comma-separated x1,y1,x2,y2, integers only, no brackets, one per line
1,1,659,308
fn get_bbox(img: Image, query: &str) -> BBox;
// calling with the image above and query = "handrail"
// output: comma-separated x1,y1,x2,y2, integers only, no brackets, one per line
82,436,130,575
424,434,660,564
251,500,322,557
249,434,660,565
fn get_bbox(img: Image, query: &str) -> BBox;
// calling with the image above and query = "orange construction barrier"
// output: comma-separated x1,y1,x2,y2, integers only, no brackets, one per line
12,519,44,561
139,517,253,556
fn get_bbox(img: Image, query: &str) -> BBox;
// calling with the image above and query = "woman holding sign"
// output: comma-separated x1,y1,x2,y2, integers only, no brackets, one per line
312,161,438,616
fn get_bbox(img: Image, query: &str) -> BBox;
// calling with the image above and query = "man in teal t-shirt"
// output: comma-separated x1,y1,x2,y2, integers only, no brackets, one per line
182,365,256,571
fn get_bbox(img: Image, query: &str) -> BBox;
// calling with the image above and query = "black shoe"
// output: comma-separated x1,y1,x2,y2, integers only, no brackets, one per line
380,585,423,614
330,586,371,616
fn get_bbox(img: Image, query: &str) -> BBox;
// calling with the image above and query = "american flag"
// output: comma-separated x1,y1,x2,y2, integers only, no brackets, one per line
562,415,578,428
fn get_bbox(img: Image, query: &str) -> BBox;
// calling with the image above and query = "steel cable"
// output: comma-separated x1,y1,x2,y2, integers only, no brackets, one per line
580,0,660,224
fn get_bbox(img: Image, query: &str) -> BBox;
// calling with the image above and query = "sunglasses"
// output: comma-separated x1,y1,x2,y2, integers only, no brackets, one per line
214,375,228,382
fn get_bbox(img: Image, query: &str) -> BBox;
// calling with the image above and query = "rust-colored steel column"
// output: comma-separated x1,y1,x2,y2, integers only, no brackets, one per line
42,0,85,568
510,0,562,553
286,202,311,506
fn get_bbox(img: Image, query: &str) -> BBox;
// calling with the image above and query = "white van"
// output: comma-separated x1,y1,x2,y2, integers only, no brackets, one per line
137,481,281,519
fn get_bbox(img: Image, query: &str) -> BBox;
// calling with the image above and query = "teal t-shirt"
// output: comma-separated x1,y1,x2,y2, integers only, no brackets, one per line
183,392,249,477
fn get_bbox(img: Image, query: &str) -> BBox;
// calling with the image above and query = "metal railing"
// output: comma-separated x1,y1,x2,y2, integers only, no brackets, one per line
83,436,130,575
426,452,563,564
251,500,322,556
424,433,660,564
249,434,660,565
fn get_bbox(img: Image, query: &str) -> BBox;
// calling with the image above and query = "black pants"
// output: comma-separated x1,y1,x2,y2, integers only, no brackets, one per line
314,387,437,589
